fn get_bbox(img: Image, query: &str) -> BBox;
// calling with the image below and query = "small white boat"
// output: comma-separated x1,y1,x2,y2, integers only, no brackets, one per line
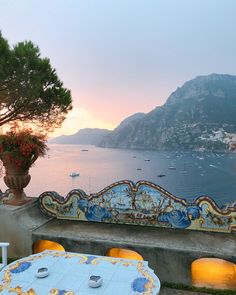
168,166,176,170
69,172,80,177
197,157,204,160
209,164,217,168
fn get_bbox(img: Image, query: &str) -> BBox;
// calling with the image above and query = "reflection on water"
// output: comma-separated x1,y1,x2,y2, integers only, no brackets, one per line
0,144,236,206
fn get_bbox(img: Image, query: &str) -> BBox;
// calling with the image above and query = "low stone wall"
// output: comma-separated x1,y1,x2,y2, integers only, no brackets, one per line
0,200,52,258
1,201,236,285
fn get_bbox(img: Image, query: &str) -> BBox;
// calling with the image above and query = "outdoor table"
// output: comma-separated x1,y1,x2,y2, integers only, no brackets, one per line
0,250,161,294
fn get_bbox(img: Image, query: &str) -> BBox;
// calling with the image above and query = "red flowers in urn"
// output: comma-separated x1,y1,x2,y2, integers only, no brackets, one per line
0,128,48,205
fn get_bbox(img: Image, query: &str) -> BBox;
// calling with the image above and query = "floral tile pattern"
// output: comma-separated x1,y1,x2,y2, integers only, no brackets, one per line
39,180,236,233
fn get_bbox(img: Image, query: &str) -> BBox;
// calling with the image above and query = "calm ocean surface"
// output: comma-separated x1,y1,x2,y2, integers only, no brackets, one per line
1,144,236,206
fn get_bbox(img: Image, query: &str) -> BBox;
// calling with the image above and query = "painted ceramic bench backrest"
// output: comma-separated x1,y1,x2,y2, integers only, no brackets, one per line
38,180,236,233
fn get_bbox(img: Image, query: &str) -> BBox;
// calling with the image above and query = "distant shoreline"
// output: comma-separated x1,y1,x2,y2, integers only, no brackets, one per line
48,143,235,153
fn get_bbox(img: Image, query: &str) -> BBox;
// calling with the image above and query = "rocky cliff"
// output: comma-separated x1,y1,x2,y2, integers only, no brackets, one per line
99,74,236,150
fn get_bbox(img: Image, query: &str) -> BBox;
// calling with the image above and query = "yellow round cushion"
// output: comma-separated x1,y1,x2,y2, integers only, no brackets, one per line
191,258,236,290
33,240,65,253
106,248,143,261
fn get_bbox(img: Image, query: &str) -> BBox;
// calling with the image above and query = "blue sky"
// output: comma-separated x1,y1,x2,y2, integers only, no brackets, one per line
0,0,235,135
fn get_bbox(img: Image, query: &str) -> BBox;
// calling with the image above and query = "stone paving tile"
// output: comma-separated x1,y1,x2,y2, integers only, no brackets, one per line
160,287,209,295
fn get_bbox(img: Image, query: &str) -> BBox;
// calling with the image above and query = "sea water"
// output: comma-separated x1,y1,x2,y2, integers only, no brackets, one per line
1,144,236,206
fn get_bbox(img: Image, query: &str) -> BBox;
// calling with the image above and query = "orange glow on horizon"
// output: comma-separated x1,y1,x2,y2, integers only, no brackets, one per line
49,106,116,138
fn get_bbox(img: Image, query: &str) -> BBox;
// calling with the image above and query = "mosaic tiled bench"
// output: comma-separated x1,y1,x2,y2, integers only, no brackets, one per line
39,180,236,233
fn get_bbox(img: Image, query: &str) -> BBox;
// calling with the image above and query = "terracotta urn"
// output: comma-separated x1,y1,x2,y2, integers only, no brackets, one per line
2,154,38,206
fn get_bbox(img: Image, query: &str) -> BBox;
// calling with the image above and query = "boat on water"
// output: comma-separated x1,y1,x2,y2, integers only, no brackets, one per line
137,168,142,171
197,156,204,160
157,174,166,178
180,170,187,174
69,172,80,177
180,163,187,173
144,159,150,162
209,164,217,168
81,149,89,152
168,166,176,170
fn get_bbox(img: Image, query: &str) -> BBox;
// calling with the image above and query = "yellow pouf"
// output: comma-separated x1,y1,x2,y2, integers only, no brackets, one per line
191,258,236,290
33,240,65,254
106,248,143,261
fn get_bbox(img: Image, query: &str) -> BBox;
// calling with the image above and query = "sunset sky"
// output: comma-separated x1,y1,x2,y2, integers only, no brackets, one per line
0,0,236,137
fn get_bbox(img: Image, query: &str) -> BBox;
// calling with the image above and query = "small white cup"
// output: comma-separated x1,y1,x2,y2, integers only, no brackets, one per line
35,267,49,278
88,275,103,288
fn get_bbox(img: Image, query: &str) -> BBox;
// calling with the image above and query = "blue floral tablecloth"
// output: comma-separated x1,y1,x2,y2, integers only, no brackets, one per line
0,250,160,295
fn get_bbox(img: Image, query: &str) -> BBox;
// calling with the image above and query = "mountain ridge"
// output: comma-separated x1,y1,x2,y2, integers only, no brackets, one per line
49,128,111,145
98,73,236,151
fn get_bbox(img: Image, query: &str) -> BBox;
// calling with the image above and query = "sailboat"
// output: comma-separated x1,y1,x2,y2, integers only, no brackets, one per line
116,197,126,206
180,163,187,173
